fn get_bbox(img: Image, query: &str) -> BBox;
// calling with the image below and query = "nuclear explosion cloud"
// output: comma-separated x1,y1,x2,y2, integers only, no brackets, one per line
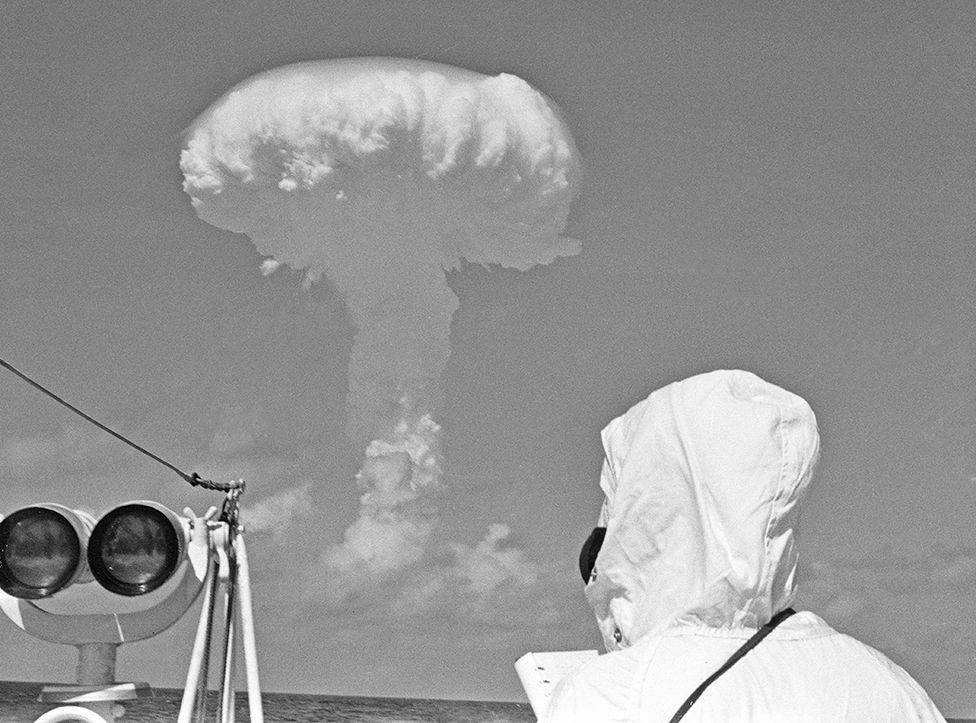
181,57,580,605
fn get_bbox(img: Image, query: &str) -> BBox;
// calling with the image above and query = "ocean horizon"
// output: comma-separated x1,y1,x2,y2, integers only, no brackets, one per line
0,680,535,722
0,681,971,722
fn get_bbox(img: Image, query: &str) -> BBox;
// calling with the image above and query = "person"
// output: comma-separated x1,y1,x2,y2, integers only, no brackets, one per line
545,369,944,722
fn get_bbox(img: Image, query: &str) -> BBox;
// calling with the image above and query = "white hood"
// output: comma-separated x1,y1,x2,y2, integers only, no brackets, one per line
585,369,820,651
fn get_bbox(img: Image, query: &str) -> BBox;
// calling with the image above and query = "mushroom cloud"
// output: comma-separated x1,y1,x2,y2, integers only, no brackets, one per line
181,58,580,605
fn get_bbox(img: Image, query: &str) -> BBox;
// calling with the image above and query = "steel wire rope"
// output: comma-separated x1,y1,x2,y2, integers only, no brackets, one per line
0,357,241,493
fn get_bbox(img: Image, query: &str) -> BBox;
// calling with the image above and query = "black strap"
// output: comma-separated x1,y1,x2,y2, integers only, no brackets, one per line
669,608,796,722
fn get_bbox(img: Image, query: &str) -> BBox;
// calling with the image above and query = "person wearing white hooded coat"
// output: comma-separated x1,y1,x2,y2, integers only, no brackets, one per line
545,370,944,722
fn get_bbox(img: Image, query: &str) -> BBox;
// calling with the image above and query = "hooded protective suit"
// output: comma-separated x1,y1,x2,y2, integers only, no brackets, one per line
546,370,944,722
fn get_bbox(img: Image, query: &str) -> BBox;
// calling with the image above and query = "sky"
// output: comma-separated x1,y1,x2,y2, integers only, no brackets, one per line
0,0,973,715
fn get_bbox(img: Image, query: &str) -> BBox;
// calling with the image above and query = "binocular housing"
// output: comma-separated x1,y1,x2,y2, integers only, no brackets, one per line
0,501,188,599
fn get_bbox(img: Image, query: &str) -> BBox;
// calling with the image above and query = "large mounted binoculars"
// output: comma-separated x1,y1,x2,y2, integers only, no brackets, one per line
0,501,188,600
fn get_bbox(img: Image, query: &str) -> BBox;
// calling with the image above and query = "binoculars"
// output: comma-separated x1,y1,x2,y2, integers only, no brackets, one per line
0,501,188,599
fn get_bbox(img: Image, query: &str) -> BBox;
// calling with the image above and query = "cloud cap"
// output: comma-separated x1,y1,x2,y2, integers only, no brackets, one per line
180,57,581,276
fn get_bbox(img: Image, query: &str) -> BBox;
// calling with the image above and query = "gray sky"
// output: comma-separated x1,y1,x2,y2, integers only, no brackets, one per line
0,0,973,714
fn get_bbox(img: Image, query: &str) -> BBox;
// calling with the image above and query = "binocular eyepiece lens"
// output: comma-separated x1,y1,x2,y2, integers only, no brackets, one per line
0,507,84,599
88,504,182,596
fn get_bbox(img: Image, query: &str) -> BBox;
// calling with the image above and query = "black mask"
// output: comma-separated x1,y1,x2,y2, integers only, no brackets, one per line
578,526,607,583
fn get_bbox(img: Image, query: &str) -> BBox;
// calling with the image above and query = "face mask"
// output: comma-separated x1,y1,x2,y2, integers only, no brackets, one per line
578,526,607,583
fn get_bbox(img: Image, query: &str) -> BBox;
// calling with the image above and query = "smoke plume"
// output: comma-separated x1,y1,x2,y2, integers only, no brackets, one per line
181,58,579,606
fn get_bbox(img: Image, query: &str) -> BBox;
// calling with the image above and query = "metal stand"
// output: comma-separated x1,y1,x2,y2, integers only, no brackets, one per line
0,496,261,722
178,488,263,723
33,642,148,721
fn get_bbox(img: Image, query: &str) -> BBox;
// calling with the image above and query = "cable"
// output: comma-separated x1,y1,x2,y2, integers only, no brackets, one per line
0,357,241,493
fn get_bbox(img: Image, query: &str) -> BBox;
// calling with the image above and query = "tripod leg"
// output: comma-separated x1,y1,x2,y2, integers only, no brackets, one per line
234,534,264,723
218,542,238,723
177,556,220,723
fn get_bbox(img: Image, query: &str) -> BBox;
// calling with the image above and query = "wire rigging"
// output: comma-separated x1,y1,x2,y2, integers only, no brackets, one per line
0,357,241,493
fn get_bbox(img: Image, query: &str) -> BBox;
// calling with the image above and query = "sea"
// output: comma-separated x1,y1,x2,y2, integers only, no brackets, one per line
0,681,535,722
2,682,971,722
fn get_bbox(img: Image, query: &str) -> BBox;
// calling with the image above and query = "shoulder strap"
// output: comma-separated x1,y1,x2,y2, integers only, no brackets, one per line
668,608,796,723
